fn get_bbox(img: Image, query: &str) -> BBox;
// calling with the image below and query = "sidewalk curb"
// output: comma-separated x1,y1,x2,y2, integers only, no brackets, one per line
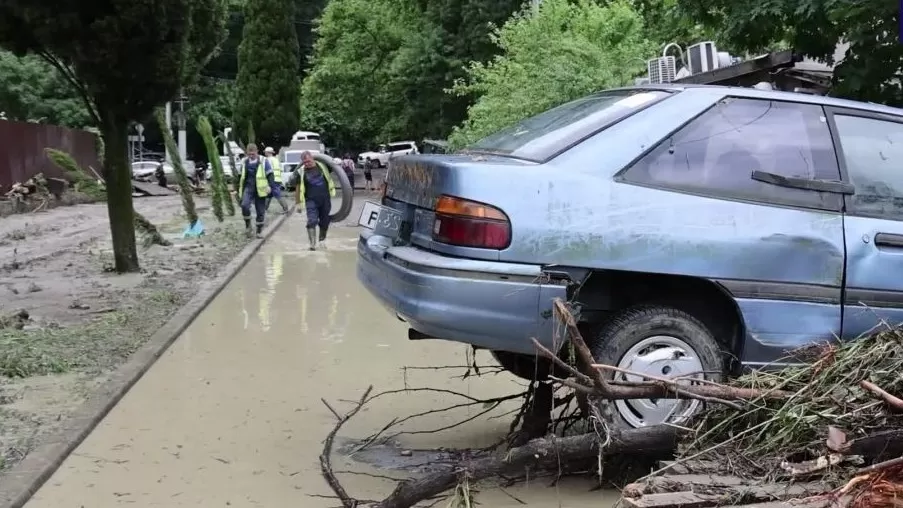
0,211,291,508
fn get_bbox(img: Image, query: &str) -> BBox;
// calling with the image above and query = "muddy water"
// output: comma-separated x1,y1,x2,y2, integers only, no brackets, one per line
25,216,619,507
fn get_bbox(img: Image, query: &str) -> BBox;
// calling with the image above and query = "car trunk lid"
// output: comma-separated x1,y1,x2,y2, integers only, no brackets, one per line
381,154,532,251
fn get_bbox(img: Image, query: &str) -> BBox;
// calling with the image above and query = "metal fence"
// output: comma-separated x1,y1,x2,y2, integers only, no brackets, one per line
0,119,100,191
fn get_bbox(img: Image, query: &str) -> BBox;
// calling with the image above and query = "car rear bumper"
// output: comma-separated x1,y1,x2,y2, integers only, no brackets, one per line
356,231,566,355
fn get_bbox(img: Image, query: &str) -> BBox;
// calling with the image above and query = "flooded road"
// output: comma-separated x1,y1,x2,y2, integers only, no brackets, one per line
25,210,618,507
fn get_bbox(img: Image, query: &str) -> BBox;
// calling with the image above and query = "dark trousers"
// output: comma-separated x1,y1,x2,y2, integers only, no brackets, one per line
241,187,267,226
266,184,288,211
345,171,355,190
305,193,332,234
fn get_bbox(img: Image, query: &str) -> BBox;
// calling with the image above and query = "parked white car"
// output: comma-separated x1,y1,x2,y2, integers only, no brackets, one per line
358,141,418,169
205,155,236,181
131,160,172,181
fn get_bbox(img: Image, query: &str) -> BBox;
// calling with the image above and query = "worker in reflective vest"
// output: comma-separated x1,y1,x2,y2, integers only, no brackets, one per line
263,146,289,214
292,150,336,250
237,143,275,239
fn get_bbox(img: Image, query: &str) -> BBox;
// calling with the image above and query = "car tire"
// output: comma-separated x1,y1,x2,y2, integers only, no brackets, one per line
312,153,354,222
587,305,724,430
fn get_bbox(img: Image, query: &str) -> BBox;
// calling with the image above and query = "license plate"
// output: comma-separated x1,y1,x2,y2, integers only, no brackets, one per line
358,201,403,237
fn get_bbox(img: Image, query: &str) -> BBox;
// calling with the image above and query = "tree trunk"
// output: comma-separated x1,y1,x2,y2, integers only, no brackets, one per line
100,119,140,273
373,426,678,508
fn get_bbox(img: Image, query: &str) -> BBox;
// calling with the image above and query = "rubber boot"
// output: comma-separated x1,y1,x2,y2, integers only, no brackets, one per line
318,226,328,250
244,218,253,238
255,222,264,239
307,227,317,251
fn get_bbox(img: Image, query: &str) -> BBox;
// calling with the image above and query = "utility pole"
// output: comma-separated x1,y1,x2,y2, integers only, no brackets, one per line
176,89,188,163
164,102,172,163
223,128,233,156
136,123,144,162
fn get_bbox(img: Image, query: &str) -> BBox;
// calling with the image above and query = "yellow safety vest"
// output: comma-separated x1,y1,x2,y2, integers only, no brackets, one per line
239,157,271,198
294,161,336,207
267,156,282,183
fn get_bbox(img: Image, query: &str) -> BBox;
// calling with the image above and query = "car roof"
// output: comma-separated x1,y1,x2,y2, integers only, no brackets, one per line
609,84,903,116
389,141,417,144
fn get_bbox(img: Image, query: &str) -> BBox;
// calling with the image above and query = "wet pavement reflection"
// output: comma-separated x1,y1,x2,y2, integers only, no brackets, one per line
25,215,617,507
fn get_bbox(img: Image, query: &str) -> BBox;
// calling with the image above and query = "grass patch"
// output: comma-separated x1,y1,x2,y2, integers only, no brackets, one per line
0,287,185,378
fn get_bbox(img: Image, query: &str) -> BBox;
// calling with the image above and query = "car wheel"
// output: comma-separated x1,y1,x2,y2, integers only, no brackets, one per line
587,305,723,429
490,351,554,381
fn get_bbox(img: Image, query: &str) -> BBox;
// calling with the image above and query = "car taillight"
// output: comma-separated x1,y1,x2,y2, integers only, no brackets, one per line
432,195,510,249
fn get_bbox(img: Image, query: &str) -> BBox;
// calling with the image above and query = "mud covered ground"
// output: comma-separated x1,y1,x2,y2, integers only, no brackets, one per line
0,194,253,472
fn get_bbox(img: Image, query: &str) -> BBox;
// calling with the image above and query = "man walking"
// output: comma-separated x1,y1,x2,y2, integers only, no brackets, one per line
264,146,290,213
237,143,275,239
341,153,356,192
293,151,336,250
363,159,374,192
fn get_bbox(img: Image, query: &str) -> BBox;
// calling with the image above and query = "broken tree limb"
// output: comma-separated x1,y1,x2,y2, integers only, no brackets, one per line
321,386,373,508
370,425,678,508
860,380,903,412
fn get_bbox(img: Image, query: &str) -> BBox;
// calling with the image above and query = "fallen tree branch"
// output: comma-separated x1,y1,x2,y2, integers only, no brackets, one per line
855,454,903,476
860,380,903,412
321,386,373,508
370,425,678,508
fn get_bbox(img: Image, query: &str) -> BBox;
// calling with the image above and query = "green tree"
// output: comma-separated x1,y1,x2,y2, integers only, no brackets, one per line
448,0,655,147
156,109,199,226
635,0,718,51
0,1,226,272
197,116,228,221
0,51,91,127
299,0,429,148
412,0,526,135
234,0,300,147
299,0,525,149
187,77,236,133
675,0,903,105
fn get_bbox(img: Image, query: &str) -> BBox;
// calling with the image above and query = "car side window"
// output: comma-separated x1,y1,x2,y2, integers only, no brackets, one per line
833,114,903,220
622,97,841,210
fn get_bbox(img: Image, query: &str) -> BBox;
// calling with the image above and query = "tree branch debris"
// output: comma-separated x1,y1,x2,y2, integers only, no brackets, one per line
318,298,903,508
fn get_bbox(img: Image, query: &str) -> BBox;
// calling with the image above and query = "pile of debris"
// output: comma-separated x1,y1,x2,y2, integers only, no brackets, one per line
622,329,903,508
318,299,903,508
2,173,62,212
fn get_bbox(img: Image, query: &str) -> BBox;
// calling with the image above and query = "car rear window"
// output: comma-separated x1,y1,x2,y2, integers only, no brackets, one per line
284,152,302,163
465,89,673,162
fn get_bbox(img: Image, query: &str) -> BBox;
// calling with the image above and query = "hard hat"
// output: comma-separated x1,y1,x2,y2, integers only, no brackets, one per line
264,146,274,153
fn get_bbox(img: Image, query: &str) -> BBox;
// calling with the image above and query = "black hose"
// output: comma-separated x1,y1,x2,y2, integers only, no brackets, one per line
312,153,354,222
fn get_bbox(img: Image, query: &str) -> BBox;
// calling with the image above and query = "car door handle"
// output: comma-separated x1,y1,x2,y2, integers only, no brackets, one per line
874,233,903,248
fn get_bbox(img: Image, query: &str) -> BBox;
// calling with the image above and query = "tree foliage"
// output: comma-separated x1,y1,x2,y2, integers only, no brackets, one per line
448,0,655,147
0,51,91,127
234,0,301,148
187,77,236,134
299,0,429,148
300,0,524,149
156,108,199,226
675,0,903,105
197,116,228,221
0,0,226,272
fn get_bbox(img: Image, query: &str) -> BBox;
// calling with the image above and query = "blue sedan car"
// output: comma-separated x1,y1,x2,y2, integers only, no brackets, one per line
358,84,903,428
